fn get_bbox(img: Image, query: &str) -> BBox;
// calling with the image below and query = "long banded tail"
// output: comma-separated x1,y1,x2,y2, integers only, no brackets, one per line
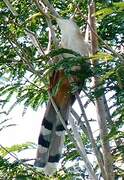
34,70,72,175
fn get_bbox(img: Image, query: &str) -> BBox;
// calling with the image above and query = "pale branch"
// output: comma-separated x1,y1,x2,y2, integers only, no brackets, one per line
102,94,112,125
103,95,123,147
88,0,115,179
33,0,59,48
25,29,45,55
46,18,59,48
24,28,55,77
39,0,60,17
33,0,50,19
94,96,114,180
3,0,18,16
24,28,55,76
82,89,95,105
71,108,88,135
69,114,97,180
85,22,90,42
75,93,106,178
46,26,52,54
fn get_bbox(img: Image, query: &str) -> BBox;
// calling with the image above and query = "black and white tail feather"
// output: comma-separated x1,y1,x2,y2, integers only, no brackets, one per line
34,17,89,175
34,101,69,175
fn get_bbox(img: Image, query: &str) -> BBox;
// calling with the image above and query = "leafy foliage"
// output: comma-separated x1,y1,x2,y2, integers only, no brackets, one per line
0,156,48,180
0,142,34,157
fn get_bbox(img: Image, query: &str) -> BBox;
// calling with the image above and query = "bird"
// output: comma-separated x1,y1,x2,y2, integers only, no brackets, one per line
34,17,89,175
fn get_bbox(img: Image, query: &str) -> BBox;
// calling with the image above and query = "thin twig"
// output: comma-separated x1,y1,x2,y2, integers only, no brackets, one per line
82,89,95,105
0,144,19,160
23,76,45,90
71,108,87,134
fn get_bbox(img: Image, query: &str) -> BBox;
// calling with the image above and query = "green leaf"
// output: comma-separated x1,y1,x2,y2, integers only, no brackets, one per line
0,142,34,157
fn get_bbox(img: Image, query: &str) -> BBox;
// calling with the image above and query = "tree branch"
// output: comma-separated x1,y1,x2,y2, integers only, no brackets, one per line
25,29,45,55
39,0,60,17
69,114,97,180
3,0,18,16
75,93,106,178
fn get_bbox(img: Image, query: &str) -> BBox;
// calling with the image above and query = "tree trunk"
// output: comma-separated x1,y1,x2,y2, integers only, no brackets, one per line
88,0,115,179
